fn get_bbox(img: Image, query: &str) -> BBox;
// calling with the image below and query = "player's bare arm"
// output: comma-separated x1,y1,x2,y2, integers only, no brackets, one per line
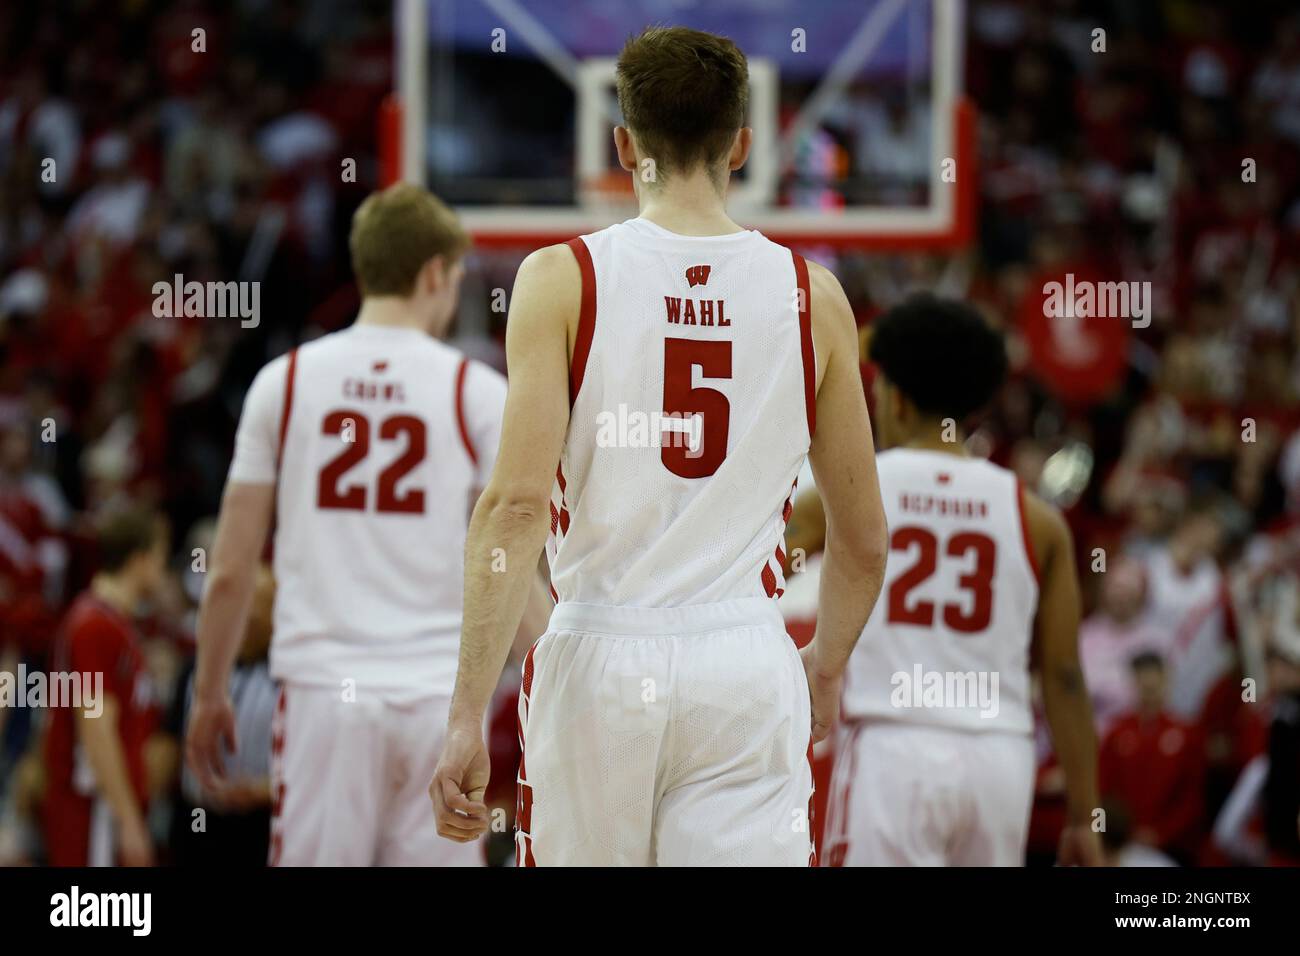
802,260,888,742
431,244,576,842
187,481,275,791
77,695,152,866
1026,489,1102,866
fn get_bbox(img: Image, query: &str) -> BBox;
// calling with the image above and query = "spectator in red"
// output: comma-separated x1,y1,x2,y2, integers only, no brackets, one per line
0,419,63,666
42,506,169,866
1100,652,1206,865
0,420,53,600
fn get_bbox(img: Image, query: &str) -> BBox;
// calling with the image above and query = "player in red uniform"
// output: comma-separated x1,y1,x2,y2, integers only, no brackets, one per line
43,507,169,866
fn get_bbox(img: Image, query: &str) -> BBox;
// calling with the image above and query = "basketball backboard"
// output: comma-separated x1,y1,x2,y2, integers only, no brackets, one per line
385,0,973,249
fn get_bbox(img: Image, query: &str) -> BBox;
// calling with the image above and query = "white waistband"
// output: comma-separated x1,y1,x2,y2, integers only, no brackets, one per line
547,597,784,636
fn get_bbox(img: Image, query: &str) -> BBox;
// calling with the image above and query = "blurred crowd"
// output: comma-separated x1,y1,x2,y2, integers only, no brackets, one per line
0,0,398,865
2,0,1299,866
958,0,1300,866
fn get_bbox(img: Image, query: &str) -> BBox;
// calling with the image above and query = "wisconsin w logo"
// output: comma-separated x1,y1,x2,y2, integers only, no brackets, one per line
685,264,712,287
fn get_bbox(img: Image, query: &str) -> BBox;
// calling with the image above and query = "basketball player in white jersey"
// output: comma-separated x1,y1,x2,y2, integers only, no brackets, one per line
429,26,889,866
790,295,1102,866
186,184,547,865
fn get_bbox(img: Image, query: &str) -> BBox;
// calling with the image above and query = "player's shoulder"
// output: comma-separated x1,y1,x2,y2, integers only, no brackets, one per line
965,454,1042,508
249,336,327,386
508,242,584,336
243,340,311,402
254,346,294,379
1021,485,1072,560
294,328,343,354
513,242,583,299
518,241,583,285
752,237,837,291
787,254,843,306
798,255,853,346
802,256,842,295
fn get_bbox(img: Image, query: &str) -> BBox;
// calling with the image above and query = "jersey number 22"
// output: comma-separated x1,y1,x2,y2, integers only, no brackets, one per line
316,410,427,514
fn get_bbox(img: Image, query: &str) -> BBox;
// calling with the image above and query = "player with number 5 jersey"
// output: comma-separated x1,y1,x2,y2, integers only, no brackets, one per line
430,27,889,867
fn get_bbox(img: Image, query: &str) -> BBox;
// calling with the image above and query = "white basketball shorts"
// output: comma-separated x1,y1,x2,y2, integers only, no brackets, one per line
514,597,814,867
269,681,482,866
822,721,1035,866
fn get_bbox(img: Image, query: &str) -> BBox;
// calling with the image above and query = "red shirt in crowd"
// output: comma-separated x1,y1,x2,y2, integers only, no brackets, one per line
0,482,48,592
42,591,155,865
1100,710,1205,857
0,483,58,660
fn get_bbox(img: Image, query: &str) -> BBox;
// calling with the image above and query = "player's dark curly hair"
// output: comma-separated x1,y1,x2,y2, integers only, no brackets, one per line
867,293,1008,420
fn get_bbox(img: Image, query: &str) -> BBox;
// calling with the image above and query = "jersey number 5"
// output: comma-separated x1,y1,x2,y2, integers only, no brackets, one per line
886,526,997,633
317,410,427,514
661,338,730,478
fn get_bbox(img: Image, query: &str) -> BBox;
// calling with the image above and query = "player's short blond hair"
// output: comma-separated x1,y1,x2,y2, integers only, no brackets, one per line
616,26,749,178
349,183,470,297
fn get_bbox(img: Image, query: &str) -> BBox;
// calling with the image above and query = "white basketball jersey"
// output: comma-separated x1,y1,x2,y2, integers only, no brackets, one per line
227,323,506,697
546,217,816,608
842,449,1040,734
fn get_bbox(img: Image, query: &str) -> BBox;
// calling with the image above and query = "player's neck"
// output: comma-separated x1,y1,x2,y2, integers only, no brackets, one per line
91,572,138,616
637,176,743,237
354,298,431,334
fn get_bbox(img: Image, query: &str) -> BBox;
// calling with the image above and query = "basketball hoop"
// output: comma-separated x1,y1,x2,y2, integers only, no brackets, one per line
393,0,974,250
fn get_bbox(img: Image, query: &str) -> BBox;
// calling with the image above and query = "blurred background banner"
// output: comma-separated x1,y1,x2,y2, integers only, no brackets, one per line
1,0,1299,869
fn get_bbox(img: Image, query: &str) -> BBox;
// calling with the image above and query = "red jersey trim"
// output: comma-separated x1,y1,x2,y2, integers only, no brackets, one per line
1016,479,1041,584
454,357,478,466
791,251,816,438
516,641,539,867
266,347,299,565
269,684,287,865
565,237,597,407
277,347,299,465
806,741,817,867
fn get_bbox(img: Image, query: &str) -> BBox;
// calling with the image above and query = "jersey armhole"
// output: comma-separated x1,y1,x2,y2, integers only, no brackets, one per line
790,250,816,439
565,237,597,407
275,347,299,469
266,347,298,565
454,356,478,467
1015,478,1042,585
